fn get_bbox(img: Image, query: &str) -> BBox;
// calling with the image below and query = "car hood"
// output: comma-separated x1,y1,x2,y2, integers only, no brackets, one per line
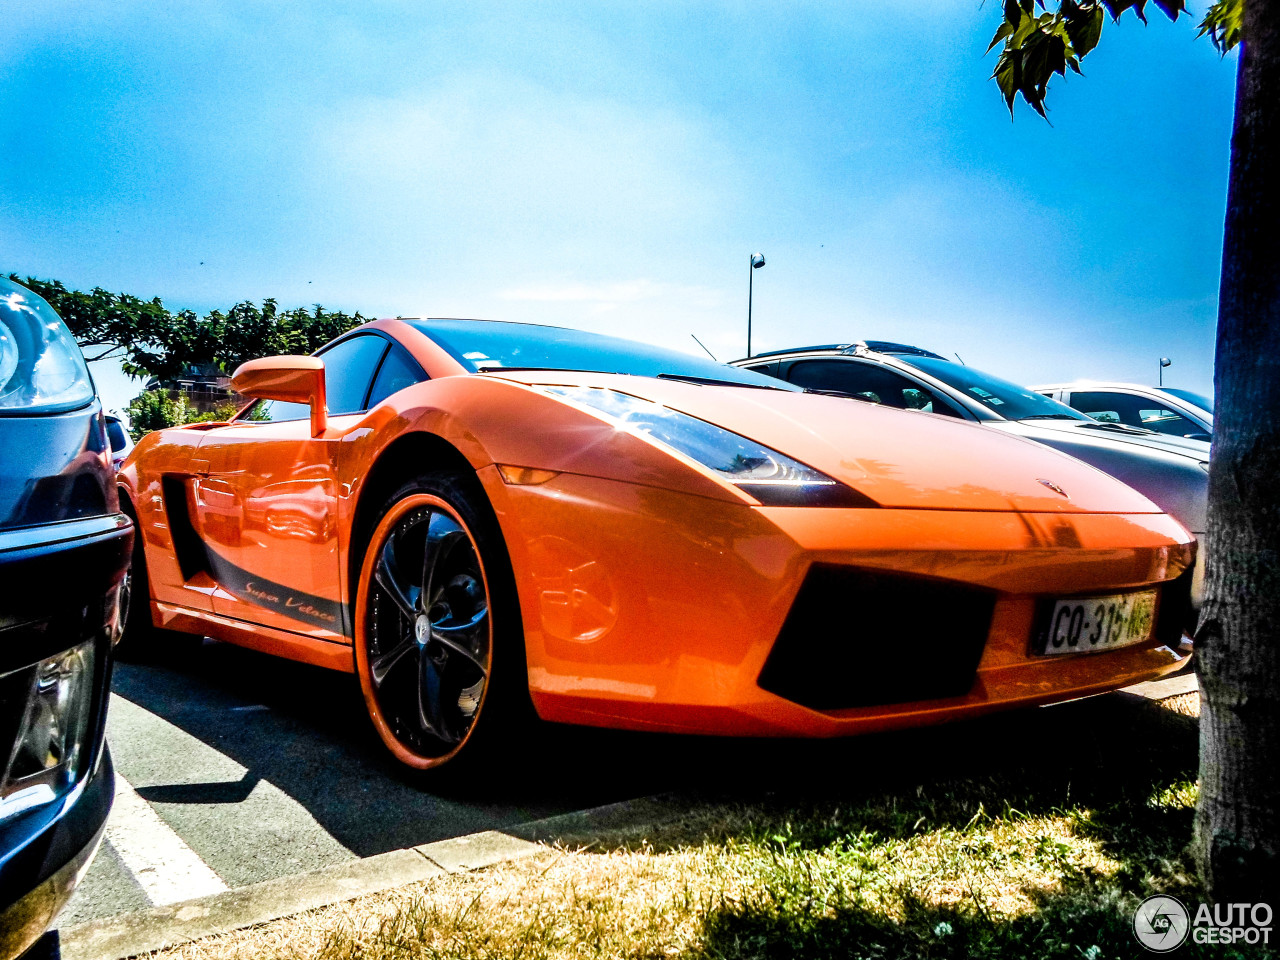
491,372,1163,514
994,419,1211,460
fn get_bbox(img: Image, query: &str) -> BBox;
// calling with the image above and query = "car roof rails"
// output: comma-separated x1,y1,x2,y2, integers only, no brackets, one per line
747,344,850,359
746,341,949,361
842,341,949,360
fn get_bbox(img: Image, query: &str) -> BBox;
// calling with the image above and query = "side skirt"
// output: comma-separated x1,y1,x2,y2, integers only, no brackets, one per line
152,601,355,674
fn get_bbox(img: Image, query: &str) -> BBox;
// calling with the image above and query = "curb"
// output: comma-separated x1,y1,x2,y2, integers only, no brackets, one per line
60,794,684,960
1120,671,1198,702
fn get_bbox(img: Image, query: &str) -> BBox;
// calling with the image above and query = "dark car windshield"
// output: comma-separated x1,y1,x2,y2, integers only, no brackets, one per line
1161,387,1214,415
897,355,1090,421
408,319,796,390
105,418,129,451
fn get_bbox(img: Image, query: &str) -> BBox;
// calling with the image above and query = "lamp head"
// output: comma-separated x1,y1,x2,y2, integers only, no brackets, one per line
750,253,766,269
1160,357,1172,368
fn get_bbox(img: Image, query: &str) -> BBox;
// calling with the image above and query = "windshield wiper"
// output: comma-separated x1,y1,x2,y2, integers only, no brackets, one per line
477,366,614,375
1018,414,1082,421
657,373,783,390
803,388,880,403
1076,421,1157,435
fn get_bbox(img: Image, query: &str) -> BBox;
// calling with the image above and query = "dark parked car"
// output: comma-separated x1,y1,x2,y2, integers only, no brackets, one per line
104,414,134,474
0,277,129,959
733,341,1210,609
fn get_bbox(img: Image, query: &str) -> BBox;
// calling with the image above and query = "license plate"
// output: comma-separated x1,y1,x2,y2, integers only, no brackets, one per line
1037,590,1157,655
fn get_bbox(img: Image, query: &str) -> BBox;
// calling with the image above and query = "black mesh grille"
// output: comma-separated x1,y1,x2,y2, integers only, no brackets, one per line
1155,564,1195,646
758,565,996,710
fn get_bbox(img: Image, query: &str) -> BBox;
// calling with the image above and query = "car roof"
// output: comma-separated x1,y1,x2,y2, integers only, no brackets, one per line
742,341,949,361
1031,381,1169,392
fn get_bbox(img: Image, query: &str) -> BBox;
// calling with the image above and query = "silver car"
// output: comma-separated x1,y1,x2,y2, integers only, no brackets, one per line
1032,381,1212,442
732,341,1209,607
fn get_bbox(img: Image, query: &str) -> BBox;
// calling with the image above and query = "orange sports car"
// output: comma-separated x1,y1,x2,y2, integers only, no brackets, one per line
118,318,1195,772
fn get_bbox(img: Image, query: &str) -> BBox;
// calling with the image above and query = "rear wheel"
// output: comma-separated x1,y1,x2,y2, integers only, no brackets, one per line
354,473,527,773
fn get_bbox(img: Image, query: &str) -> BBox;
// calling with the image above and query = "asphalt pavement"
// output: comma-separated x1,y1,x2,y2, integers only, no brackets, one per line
60,639,668,926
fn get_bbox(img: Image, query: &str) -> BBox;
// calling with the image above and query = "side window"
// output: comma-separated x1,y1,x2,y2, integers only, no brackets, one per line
254,399,311,422
241,335,390,423
786,359,962,417
744,361,782,380
366,344,428,408
1070,391,1143,426
1070,390,1203,437
318,335,390,416
1135,407,1201,437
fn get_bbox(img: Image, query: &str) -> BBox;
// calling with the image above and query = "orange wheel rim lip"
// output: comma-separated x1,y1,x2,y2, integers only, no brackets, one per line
354,492,493,770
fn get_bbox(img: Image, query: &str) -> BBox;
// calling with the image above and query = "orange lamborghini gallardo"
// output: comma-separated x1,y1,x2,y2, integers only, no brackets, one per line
118,318,1195,771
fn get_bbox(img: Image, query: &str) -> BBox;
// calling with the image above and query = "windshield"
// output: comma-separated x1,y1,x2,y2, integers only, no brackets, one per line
1161,387,1214,415
897,355,1090,421
409,319,796,389
105,418,129,451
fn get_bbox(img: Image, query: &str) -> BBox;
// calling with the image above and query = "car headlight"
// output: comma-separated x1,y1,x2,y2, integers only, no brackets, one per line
539,385,874,507
0,641,96,823
0,278,95,414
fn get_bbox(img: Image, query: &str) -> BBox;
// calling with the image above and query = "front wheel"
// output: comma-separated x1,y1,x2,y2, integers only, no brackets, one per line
353,474,528,773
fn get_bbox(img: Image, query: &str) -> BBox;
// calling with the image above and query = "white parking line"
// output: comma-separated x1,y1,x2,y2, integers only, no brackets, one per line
105,773,229,905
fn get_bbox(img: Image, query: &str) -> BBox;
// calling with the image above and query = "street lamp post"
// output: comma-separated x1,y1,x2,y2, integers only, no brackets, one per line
1159,356,1171,386
747,252,765,358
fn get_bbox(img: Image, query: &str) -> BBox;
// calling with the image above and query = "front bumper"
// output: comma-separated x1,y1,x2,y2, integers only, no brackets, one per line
484,469,1195,737
0,750,113,960
0,514,131,960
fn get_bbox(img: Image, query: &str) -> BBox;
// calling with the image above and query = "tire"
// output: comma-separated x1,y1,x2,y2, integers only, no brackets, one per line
353,472,530,775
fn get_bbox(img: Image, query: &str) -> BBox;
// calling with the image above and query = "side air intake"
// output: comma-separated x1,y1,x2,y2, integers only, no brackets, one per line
758,565,996,710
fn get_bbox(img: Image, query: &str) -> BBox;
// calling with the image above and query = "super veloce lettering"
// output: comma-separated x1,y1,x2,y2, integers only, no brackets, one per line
206,550,348,635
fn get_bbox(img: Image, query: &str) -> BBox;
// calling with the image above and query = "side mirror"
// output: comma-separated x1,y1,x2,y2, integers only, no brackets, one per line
231,356,327,437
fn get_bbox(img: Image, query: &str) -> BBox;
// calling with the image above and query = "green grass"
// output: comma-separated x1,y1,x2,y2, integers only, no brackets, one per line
156,691,1275,960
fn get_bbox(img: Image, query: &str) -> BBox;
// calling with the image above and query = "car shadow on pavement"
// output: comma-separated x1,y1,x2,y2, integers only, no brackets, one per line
108,637,1194,864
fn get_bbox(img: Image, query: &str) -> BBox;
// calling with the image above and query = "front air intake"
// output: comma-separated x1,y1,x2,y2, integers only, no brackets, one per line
758,565,996,710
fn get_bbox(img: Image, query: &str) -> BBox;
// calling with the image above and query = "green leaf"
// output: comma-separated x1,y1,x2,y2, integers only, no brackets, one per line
1063,3,1105,57
1101,0,1144,22
987,19,1015,54
993,51,1021,114
1198,0,1244,53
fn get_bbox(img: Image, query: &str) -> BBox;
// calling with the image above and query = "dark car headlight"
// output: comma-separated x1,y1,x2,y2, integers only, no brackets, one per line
538,385,875,507
0,280,95,414
0,640,96,823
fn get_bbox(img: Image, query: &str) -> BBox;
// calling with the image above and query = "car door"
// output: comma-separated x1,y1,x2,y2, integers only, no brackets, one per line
191,333,392,641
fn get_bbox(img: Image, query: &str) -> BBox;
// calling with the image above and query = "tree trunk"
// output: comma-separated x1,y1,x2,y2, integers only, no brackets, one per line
1195,0,1280,903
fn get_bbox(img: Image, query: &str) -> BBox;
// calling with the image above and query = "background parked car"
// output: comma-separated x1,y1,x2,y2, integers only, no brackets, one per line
0,277,127,960
1032,382,1213,442
104,414,134,474
733,341,1211,610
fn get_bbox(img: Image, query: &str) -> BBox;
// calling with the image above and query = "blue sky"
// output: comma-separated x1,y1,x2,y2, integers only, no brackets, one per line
1,2,1236,415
